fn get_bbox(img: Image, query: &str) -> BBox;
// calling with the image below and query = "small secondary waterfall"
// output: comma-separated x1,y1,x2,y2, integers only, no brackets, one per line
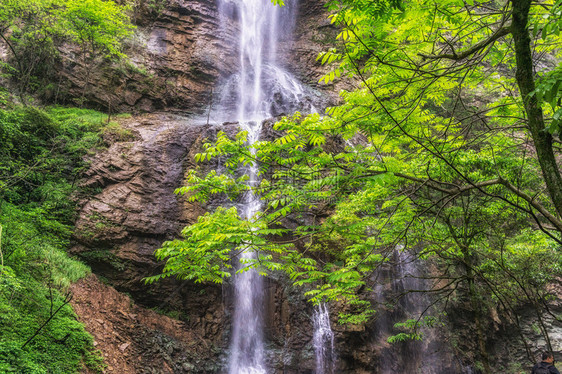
213,0,315,372
372,249,470,373
313,304,336,374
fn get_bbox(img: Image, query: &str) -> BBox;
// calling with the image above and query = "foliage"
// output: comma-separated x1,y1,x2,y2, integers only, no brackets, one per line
387,315,443,343
131,0,169,20
0,0,134,98
151,0,562,370
0,106,106,211
0,260,93,373
0,104,113,372
62,0,134,58
101,121,136,143
152,0,559,297
532,0,562,135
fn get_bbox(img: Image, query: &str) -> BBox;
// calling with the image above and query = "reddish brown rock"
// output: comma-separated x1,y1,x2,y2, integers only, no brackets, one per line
72,274,222,374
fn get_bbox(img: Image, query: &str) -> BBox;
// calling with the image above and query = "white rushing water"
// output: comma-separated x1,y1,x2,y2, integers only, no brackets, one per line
228,120,266,373
313,303,336,374
213,0,316,124
215,0,311,373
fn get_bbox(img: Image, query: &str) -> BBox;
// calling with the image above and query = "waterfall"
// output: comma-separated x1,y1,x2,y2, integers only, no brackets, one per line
213,0,313,372
213,0,314,125
228,121,266,373
313,303,336,374
372,249,464,373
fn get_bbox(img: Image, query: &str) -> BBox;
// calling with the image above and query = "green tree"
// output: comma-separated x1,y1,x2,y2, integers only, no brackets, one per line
0,0,133,100
0,0,61,98
62,0,134,101
62,0,133,59
150,0,562,371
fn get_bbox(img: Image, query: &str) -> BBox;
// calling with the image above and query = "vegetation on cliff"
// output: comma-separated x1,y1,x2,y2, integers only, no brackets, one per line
0,0,134,372
0,0,560,371
0,105,115,372
0,0,134,101
151,0,562,371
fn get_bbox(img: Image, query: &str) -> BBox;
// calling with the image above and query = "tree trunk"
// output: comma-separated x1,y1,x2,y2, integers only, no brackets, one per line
511,0,562,218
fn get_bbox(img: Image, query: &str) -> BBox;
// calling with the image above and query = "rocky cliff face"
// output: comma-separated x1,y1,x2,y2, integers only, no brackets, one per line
55,0,340,114
70,111,328,372
57,0,227,113
72,274,223,374
474,280,562,373
66,2,465,372
72,113,220,310
69,113,467,373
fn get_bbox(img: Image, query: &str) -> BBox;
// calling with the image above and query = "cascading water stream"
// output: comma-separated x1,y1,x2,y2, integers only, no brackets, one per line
313,304,336,374
371,249,472,373
213,0,314,372
228,119,266,374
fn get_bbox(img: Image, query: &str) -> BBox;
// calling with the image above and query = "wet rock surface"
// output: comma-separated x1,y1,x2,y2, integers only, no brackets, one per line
480,279,562,373
57,0,230,113
70,114,233,372
55,0,339,113
71,114,321,373
71,113,220,309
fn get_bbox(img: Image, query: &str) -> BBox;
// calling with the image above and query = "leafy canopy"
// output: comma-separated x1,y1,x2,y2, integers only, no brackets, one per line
150,0,562,332
0,0,134,96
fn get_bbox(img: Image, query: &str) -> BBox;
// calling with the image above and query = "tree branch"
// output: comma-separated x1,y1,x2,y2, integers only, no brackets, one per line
394,172,562,232
21,291,73,350
498,176,562,232
419,25,512,61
